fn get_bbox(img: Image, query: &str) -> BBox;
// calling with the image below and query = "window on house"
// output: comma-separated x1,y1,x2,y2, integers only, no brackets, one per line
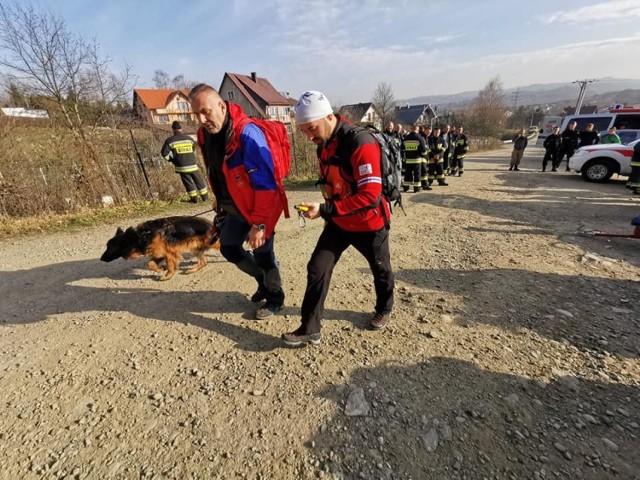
180,114,188,121
177,101,189,112
158,114,168,123
227,91,235,100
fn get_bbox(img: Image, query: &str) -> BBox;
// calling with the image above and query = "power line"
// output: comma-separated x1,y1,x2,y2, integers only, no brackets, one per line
573,79,596,114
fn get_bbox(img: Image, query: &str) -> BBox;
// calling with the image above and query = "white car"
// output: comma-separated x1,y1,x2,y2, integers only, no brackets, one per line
568,139,639,182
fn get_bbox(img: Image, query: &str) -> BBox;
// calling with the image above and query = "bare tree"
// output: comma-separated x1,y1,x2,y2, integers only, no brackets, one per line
153,70,197,90
0,2,134,168
152,69,171,88
372,82,397,128
465,76,507,137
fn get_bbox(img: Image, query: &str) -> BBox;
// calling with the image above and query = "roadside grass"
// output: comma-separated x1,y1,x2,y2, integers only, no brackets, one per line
0,198,202,239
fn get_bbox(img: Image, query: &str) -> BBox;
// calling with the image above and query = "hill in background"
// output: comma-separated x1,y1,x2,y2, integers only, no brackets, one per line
402,77,640,111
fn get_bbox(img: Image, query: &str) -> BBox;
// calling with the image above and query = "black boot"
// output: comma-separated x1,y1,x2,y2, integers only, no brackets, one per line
508,165,513,171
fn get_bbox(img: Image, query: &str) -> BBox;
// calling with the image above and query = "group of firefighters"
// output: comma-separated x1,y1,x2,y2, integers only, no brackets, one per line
383,122,469,193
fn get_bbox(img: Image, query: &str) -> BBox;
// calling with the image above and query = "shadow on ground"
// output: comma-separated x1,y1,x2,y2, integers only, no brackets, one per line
394,267,639,359
307,357,639,479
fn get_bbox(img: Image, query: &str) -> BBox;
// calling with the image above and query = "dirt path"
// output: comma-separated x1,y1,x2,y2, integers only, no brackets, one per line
1,146,639,480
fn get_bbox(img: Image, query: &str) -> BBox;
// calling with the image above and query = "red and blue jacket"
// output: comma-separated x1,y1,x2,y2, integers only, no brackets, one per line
197,103,283,238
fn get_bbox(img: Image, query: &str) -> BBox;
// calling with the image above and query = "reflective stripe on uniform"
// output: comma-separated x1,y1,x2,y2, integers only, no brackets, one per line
170,141,195,154
175,165,199,173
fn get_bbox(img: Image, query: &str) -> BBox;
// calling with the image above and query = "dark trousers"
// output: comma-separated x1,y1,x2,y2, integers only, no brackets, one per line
179,171,208,200
298,223,394,334
442,149,450,171
451,154,465,174
542,150,558,170
219,213,284,304
427,160,445,184
557,147,575,168
403,162,422,191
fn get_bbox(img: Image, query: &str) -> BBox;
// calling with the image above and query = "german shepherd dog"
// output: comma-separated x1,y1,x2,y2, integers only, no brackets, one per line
101,216,220,281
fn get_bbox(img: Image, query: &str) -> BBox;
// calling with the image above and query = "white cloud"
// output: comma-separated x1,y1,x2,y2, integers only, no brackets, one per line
540,0,640,25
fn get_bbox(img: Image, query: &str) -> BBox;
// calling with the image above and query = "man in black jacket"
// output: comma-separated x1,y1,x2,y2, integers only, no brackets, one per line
558,121,579,172
578,123,600,148
542,126,562,172
161,121,209,203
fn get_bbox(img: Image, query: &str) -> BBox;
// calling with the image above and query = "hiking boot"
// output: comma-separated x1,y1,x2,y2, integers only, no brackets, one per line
250,286,267,303
282,329,321,347
370,312,391,330
255,302,283,319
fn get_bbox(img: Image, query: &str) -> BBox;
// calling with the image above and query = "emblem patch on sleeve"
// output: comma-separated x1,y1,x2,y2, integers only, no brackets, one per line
358,164,373,175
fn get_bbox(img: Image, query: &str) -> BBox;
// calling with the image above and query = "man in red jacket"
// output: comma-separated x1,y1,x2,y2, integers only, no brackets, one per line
282,90,395,346
189,84,286,319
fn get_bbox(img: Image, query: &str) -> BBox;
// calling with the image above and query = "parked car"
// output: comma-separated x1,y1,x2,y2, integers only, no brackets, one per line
568,139,639,182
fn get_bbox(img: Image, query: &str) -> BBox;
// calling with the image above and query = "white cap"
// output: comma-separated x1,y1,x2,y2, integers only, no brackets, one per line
294,91,333,124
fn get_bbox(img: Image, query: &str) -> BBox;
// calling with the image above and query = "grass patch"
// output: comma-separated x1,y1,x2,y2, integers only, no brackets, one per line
0,198,203,239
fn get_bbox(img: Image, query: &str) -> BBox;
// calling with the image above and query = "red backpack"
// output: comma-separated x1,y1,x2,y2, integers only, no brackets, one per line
234,117,292,218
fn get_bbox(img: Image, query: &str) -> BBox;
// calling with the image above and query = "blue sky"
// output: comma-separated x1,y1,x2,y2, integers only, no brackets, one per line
29,0,640,104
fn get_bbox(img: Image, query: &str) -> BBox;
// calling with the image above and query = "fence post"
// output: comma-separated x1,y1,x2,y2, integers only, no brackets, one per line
129,129,153,198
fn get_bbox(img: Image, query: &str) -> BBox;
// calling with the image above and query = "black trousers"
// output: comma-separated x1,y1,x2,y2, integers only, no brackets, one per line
542,150,559,170
557,147,576,168
298,222,394,334
179,171,208,199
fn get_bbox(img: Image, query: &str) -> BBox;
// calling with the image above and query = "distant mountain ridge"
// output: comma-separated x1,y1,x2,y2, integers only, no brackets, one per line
401,77,640,110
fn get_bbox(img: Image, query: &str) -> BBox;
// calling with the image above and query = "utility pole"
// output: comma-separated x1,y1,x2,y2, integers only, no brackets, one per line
573,79,596,115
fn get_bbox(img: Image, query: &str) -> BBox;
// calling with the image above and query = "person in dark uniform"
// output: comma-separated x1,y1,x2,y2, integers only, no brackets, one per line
402,124,430,192
626,141,640,194
558,120,579,172
161,121,209,203
451,126,469,176
427,127,448,185
578,123,600,148
542,126,562,172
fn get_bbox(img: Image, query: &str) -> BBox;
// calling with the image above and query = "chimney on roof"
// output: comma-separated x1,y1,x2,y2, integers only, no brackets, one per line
250,72,257,82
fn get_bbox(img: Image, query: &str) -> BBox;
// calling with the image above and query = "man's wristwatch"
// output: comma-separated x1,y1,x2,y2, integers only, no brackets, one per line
253,224,266,232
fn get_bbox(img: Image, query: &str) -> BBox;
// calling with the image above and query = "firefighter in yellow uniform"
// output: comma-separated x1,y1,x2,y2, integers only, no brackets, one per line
451,126,469,176
402,124,430,192
427,127,448,186
161,121,209,203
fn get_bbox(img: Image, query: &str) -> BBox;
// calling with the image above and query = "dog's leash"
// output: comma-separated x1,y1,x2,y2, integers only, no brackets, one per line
190,208,216,218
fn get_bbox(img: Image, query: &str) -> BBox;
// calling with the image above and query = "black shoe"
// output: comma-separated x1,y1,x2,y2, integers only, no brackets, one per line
565,167,571,172
282,329,321,346
370,312,391,330
458,172,463,177
413,187,421,193
201,194,209,202
551,169,558,172
514,167,519,171
255,302,283,319
508,166,513,171
189,197,198,204
438,181,449,186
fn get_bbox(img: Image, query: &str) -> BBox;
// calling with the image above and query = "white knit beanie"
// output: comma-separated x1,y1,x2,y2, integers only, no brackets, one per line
294,91,333,124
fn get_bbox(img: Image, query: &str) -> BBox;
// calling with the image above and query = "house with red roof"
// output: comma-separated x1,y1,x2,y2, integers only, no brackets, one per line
219,72,293,125
133,89,193,127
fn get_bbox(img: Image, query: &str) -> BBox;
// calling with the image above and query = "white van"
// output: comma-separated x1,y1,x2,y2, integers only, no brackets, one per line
536,108,640,146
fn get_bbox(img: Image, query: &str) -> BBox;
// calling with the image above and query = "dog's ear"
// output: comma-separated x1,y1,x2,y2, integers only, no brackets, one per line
116,227,124,235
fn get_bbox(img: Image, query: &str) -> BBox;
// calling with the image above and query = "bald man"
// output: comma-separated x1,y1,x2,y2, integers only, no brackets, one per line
189,84,287,320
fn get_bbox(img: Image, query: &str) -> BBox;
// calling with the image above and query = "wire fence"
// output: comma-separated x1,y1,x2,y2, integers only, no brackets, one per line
0,118,499,218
